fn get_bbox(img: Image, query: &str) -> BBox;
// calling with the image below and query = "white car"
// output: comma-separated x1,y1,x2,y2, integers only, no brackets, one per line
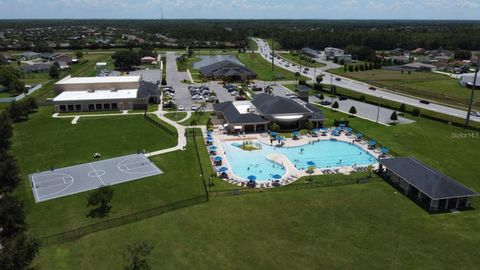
178,105,184,111
191,105,198,111
471,111,480,117
191,94,202,100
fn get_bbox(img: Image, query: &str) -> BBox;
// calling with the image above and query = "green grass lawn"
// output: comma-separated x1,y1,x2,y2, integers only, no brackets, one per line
180,111,212,126
238,53,309,81
279,52,325,68
164,112,188,122
176,56,201,71
36,182,480,270
265,38,283,51
12,107,183,235
247,39,258,51
330,69,478,110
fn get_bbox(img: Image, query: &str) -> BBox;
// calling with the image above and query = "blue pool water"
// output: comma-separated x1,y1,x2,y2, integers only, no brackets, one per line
220,140,377,182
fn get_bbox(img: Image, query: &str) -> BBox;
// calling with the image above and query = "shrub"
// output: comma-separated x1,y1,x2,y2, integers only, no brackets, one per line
390,111,398,121
298,79,307,85
412,108,421,116
270,122,280,132
349,106,357,114
332,101,339,109
399,103,406,112
359,95,366,102
313,83,322,91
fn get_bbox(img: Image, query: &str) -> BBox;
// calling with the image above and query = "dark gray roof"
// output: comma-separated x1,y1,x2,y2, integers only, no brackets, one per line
213,101,267,125
305,103,325,121
379,157,478,199
200,60,256,77
22,63,51,72
137,80,158,98
252,93,311,115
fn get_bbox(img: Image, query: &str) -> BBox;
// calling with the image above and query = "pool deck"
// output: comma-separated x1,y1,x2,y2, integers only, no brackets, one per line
206,129,383,188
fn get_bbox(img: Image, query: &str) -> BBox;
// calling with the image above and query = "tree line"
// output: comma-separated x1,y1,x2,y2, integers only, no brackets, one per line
0,99,40,270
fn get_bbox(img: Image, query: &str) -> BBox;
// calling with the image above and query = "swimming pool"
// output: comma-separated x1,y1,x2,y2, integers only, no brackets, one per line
220,140,377,182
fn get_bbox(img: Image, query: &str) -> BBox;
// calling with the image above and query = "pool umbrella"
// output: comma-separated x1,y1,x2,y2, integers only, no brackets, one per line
311,128,319,133
247,175,257,181
355,133,364,138
339,123,346,128
207,130,213,135
368,140,377,146
293,131,300,136
321,127,328,131
206,135,213,140
272,174,282,179
307,161,316,166
270,132,278,137
380,147,389,154
217,167,228,173
345,127,353,132
209,146,218,151
213,156,222,161
277,136,285,141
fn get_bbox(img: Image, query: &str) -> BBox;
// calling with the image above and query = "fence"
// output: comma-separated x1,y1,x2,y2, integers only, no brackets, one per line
40,195,208,246
144,113,177,136
189,128,210,201
0,84,43,103
210,176,381,197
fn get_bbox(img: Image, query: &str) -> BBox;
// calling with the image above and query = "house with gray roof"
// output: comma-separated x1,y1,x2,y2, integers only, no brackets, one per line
378,157,478,212
200,60,256,81
213,93,325,133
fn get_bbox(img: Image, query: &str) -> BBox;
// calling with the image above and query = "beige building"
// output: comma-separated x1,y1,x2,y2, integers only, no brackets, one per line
52,75,159,113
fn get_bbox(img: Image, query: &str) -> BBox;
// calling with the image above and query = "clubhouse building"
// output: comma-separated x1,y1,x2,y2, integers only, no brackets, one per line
200,60,257,81
213,93,325,133
378,157,478,212
52,75,160,113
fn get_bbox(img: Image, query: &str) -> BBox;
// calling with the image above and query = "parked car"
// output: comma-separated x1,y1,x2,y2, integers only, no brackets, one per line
419,99,430,105
470,111,480,117
235,95,246,101
252,87,263,92
315,94,324,99
191,105,197,111
192,95,203,101
339,96,348,101
178,105,184,111
230,91,238,96
335,77,341,81
320,100,332,105
368,86,376,90
303,70,309,74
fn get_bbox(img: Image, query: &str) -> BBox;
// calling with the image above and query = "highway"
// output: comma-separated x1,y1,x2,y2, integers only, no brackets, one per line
253,38,480,123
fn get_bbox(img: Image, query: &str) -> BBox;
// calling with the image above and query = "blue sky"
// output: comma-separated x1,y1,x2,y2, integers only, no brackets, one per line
1,0,479,19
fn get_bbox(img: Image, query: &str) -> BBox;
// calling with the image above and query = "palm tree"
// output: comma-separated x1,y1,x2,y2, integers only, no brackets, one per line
306,166,316,181
294,72,300,86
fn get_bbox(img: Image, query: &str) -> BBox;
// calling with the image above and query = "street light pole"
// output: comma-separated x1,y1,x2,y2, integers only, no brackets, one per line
464,56,479,129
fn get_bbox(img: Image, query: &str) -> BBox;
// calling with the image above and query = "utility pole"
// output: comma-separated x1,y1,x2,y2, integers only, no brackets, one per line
464,56,479,129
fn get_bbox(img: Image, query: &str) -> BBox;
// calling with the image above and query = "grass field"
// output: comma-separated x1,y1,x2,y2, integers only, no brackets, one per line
179,111,212,126
36,182,480,270
164,111,188,122
330,69,478,110
238,53,308,81
279,52,325,68
12,107,182,235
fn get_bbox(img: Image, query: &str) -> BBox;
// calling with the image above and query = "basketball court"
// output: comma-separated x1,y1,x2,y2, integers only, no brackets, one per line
29,154,163,203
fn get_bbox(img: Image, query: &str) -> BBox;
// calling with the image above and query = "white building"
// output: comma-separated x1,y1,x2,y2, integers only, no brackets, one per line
52,76,160,113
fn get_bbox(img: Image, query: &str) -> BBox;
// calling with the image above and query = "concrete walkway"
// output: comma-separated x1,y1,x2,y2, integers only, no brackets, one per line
177,111,192,123
71,116,80,124
52,112,146,118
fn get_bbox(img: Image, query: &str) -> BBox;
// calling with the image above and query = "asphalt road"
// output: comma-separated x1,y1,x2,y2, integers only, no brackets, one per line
253,38,480,123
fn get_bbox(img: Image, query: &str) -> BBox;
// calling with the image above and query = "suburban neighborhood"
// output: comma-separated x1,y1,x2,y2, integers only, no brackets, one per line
0,4,480,270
